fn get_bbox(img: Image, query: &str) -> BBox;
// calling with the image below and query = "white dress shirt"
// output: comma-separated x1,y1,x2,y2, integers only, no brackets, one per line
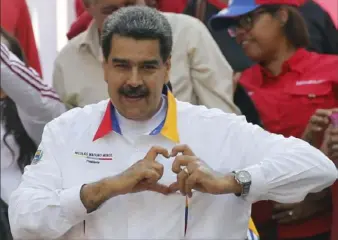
8,90,337,239
0,43,66,204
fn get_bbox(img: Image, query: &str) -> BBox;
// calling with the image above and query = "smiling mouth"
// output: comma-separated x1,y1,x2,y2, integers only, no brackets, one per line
122,95,146,102
241,40,250,47
123,94,146,98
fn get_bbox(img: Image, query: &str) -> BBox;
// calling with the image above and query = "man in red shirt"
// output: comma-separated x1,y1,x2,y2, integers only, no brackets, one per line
0,0,42,76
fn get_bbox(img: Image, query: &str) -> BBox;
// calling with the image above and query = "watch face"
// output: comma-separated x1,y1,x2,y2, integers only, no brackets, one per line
236,171,251,183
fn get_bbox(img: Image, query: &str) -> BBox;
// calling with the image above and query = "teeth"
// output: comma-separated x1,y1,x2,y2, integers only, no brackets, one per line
242,40,249,46
127,95,143,98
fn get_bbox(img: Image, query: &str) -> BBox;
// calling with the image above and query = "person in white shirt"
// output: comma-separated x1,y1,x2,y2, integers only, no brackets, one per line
0,29,66,239
53,0,239,114
9,6,337,240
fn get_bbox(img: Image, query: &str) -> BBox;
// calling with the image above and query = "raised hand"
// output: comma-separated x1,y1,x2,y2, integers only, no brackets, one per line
80,146,170,213
168,145,239,197
302,108,338,147
321,124,338,164
118,146,170,195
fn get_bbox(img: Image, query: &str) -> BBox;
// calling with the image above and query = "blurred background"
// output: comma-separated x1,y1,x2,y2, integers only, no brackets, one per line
26,0,76,84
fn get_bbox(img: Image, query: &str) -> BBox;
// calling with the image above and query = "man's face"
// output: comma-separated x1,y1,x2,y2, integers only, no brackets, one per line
103,35,171,120
86,0,146,30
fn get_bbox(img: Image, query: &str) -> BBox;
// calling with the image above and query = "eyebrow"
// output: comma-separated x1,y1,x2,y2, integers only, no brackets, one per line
141,60,160,66
111,58,160,66
112,58,129,64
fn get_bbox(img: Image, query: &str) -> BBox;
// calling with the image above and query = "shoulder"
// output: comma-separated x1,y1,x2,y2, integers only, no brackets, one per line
161,12,205,30
307,51,338,64
54,31,87,64
239,64,261,85
45,100,109,138
176,100,246,129
241,64,260,76
299,51,338,76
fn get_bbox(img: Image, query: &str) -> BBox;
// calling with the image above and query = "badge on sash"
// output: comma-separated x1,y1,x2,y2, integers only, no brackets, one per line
32,150,43,164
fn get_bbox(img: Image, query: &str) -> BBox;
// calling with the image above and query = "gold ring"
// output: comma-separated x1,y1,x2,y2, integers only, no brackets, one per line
182,167,189,176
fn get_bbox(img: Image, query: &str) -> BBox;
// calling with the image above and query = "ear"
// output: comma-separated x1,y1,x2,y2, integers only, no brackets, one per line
276,7,288,26
164,55,171,84
83,0,97,15
83,0,97,9
102,60,109,83
82,0,90,9
0,88,7,99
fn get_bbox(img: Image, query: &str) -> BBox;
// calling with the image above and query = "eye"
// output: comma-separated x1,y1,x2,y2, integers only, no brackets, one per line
239,15,252,27
142,65,157,70
114,64,130,70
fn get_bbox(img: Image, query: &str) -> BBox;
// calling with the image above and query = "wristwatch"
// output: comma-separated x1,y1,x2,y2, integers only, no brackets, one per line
232,170,251,197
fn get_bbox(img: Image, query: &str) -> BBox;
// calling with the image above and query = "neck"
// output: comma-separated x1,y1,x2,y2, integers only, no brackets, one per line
142,97,164,121
261,42,296,76
115,97,167,138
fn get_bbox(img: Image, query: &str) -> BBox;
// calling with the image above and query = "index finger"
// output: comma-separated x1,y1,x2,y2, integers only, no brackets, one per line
144,146,170,161
171,144,195,157
172,155,198,173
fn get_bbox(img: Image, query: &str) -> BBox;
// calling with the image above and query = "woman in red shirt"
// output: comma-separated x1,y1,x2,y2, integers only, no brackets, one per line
210,0,338,240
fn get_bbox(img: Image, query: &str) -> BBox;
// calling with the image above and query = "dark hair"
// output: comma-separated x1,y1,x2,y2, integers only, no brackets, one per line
0,27,37,173
101,6,173,62
0,28,27,64
263,5,310,48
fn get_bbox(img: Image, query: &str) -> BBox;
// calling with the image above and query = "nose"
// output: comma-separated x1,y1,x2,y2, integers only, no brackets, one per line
235,28,247,43
127,67,142,87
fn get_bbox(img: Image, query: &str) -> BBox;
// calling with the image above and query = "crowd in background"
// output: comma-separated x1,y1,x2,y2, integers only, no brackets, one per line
0,0,337,240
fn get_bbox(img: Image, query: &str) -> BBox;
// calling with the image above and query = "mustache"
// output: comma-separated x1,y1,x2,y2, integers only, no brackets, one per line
118,85,150,98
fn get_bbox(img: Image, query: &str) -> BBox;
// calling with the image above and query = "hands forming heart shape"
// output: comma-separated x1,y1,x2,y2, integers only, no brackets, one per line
117,145,234,198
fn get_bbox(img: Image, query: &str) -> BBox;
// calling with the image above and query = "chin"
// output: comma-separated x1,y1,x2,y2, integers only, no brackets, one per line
243,46,263,62
122,109,150,121
245,51,262,62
